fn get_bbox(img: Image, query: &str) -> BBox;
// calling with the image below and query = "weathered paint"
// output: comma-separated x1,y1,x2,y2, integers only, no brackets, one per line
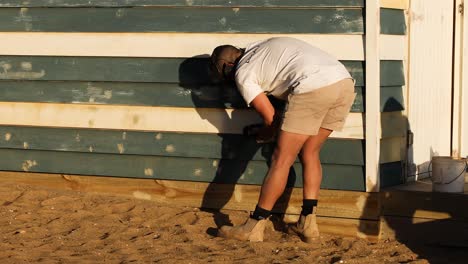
0,126,365,165
0,102,410,139
0,148,366,191
0,8,365,34
0,57,405,87
0,81,404,113
0,0,365,8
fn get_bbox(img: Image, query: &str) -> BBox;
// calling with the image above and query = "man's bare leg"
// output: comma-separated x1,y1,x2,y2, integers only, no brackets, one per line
257,130,310,210
300,127,333,200
288,127,332,242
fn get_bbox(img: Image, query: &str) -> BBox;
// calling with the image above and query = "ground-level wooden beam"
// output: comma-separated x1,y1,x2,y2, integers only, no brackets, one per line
3,171,467,243
0,171,381,240
0,171,379,219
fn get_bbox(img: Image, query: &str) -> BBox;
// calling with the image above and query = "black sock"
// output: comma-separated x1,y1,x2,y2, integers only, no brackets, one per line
301,199,318,216
251,205,271,220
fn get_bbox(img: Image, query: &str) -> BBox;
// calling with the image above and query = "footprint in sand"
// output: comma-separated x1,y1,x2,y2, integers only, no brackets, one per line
40,196,84,211
109,201,137,214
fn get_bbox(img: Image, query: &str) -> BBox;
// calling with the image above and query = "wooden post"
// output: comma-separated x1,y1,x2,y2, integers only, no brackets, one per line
454,0,468,158
365,0,381,192
453,0,464,159
462,0,468,158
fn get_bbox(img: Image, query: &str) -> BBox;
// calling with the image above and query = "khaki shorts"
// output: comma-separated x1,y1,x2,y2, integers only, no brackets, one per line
281,78,356,135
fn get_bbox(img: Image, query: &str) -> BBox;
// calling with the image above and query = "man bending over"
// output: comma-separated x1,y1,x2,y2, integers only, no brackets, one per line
210,37,356,243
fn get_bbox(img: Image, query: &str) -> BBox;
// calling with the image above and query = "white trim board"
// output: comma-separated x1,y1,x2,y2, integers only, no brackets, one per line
365,0,381,192
0,33,405,61
454,0,468,158
462,0,468,158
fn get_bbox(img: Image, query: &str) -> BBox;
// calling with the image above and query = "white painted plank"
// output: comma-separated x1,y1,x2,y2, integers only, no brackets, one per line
407,0,454,177
0,102,365,139
380,35,406,60
380,0,409,9
0,33,373,60
365,0,381,192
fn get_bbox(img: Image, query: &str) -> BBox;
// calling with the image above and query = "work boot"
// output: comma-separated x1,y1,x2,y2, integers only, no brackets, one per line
218,217,267,242
288,214,320,243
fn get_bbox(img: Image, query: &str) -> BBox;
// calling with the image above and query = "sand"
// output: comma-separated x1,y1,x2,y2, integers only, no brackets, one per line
0,181,466,264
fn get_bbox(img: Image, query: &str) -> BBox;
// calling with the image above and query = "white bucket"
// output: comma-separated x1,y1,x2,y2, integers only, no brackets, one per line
430,156,467,193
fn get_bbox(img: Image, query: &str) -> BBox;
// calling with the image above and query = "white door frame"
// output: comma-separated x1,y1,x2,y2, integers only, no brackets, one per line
453,0,468,158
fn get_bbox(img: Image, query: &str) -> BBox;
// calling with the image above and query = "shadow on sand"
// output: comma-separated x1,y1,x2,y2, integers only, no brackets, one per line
358,100,468,263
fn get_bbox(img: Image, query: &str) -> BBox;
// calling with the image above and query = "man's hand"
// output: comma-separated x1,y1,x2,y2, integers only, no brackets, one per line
243,124,277,144
255,125,277,143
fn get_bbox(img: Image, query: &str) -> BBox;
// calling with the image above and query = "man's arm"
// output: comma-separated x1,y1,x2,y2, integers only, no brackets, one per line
250,92,275,126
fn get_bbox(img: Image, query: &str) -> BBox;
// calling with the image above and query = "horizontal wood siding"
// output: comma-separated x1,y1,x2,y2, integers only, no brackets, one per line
0,56,364,85
380,8,407,35
380,161,405,187
0,8,364,34
0,0,365,8
0,57,405,112
0,7,405,35
0,2,408,192
379,5,408,187
0,102,367,139
0,33,406,61
0,126,365,165
0,81,404,112
0,56,404,86
0,6,406,35
0,148,366,191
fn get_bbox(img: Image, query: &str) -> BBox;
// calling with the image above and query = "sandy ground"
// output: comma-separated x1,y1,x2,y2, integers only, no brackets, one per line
0,181,466,264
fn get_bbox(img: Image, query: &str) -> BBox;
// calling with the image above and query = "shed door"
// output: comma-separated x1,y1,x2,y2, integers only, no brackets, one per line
407,0,454,179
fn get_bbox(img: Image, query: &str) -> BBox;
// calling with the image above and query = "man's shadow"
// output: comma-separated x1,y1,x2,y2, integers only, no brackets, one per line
178,56,296,234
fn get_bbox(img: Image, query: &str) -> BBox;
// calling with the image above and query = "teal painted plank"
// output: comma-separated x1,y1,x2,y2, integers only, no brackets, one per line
381,8,406,35
380,161,404,188
0,57,404,86
0,8,364,34
0,81,367,112
381,113,408,138
0,126,365,166
0,81,404,113
0,0,364,7
381,60,405,86
0,81,248,109
0,149,365,191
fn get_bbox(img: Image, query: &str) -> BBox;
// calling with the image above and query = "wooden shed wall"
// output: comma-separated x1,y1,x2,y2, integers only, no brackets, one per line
0,0,407,192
